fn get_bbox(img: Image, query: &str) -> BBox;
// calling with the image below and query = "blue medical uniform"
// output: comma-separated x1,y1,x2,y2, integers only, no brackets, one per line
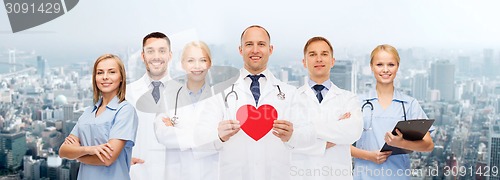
70,96,138,180
353,89,434,180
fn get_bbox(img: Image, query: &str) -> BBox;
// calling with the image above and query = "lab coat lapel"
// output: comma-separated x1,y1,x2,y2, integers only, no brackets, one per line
259,73,277,102
299,84,320,104
322,84,341,104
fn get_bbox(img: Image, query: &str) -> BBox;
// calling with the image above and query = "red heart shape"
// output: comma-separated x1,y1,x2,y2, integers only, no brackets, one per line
236,104,278,141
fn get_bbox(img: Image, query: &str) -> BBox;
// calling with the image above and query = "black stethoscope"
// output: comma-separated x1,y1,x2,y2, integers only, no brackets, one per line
361,99,407,131
170,86,183,126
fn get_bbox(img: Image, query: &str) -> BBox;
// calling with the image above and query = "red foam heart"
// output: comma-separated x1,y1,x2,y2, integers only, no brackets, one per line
236,104,278,141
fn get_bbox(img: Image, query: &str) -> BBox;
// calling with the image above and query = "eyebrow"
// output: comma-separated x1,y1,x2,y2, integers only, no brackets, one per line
97,68,117,71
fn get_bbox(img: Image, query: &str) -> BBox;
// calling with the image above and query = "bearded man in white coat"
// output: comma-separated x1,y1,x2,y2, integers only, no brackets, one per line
195,25,315,180
127,32,182,180
290,37,363,180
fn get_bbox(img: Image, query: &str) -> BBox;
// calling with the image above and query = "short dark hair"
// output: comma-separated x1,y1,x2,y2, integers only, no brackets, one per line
142,32,171,50
240,25,271,44
303,36,333,56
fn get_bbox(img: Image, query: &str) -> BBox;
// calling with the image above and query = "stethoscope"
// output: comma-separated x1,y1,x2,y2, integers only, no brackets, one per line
170,86,183,126
224,84,285,102
222,83,285,111
361,99,407,131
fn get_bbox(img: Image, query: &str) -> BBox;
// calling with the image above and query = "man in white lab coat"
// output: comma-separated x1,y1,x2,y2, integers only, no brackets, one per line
127,32,181,180
290,37,363,180
195,25,315,180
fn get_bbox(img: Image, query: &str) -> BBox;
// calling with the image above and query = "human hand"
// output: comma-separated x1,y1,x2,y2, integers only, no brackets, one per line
338,112,351,120
272,120,293,142
131,157,145,165
83,143,114,163
217,120,240,142
64,136,80,146
368,151,392,164
326,142,336,149
162,117,174,127
385,129,404,147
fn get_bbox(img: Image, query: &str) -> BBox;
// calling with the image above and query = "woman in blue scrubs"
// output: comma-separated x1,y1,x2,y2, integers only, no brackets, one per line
351,45,434,179
59,54,138,180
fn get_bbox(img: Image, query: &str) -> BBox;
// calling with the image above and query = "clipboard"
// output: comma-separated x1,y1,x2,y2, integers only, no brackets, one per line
380,119,435,155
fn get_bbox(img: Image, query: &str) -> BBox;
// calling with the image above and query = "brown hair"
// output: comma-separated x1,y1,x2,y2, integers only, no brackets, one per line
303,36,334,56
142,32,171,51
92,54,127,103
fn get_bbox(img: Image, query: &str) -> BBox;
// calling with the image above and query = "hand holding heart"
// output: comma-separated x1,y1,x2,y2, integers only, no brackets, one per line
272,120,294,142
217,120,240,142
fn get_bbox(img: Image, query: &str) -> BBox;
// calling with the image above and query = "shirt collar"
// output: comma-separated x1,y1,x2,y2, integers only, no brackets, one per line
92,96,120,112
187,83,206,96
240,68,271,80
307,78,332,91
365,88,409,102
142,73,172,88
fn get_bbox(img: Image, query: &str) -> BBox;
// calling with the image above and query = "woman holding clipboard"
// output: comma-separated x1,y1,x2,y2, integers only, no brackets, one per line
351,44,434,179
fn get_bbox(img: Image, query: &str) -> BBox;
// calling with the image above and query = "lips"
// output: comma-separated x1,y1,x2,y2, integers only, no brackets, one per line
380,74,392,79
100,83,113,87
191,71,204,75
314,65,326,68
150,60,164,66
250,56,261,60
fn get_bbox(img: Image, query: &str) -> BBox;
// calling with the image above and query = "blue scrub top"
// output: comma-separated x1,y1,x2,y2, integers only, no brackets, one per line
353,89,434,180
70,96,138,180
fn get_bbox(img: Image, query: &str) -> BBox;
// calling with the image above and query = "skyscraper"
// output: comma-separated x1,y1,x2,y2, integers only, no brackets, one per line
412,73,428,101
0,132,27,170
489,120,500,180
483,49,494,77
37,56,48,79
430,60,455,102
330,60,357,93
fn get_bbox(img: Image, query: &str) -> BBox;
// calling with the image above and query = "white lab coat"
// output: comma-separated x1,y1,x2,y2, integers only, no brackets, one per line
195,68,315,180
126,73,182,180
154,83,219,180
291,82,363,180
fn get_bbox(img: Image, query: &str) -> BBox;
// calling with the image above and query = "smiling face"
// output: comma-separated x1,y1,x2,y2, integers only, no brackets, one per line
303,39,335,83
239,26,273,74
371,50,399,85
182,45,211,83
95,58,122,97
142,37,171,80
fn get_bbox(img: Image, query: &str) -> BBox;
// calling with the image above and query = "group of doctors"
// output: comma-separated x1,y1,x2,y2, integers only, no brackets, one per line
62,24,435,180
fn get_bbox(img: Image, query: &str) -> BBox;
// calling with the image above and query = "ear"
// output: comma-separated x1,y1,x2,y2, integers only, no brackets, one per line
269,44,274,55
141,51,146,63
239,46,243,56
302,58,307,68
167,51,173,63
331,57,335,68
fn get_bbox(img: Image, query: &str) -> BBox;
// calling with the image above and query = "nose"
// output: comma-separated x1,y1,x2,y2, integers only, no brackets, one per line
316,55,323,62
102,72,109,79
382,65,389,73
251,45,259,54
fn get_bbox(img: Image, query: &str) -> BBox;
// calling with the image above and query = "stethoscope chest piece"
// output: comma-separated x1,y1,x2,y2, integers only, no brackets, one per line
170,116,178,126
277,92,285,100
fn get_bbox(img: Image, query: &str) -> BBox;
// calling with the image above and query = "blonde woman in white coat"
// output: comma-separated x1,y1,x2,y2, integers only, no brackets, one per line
154,41,218,180
290,37,363,180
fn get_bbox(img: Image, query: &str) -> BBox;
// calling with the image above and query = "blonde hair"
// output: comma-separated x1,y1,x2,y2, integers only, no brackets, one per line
181,41,212,66
370,44,400,65
92,54,127,104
